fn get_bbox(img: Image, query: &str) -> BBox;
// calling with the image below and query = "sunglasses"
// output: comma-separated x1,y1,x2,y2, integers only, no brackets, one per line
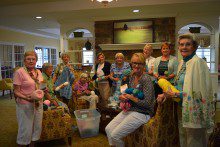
131,62,144,66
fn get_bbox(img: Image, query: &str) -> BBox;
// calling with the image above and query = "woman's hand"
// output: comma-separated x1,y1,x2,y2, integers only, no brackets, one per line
105,75,110,79
119,94,128,101
26,95,35,103
164,86,178,98
124,94,139,103
85,90,91,95
154,73,159,79
114,77,119,82
148,70,153,76
159,75,168,80
51,100,59,107
122,76,127,82
157,94,166,104
109,75,119,81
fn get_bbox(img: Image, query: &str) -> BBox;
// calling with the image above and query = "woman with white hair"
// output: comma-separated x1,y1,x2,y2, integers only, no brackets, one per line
13,51,44,147
53,53,74,82
109,52,131,95
157,33,214,147
74,73,99,109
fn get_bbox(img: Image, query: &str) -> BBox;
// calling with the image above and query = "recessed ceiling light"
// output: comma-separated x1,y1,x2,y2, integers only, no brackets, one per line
133,9,140,13
35,16,42,19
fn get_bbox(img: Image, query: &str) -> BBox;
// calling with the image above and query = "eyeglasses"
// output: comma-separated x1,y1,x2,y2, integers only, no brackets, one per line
26,58,36,62
131,62,144,66
179,42,192,47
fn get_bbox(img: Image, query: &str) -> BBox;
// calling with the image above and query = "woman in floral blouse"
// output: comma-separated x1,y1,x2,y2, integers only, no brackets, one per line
157,33,214,147
109,52,131,95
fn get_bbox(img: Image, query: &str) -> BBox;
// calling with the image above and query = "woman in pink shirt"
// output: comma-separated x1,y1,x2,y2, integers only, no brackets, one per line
13,51,44,147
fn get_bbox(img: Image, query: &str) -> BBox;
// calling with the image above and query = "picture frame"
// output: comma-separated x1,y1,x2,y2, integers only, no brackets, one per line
114,20,153,44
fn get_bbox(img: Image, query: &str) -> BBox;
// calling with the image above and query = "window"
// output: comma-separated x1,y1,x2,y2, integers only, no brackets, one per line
0,43,24,79
35,47,57,68
196,47,211,69
82,48,94,66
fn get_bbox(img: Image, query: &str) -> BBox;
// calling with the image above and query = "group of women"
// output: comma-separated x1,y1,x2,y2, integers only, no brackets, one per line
103,33,213,147
13,33,213,147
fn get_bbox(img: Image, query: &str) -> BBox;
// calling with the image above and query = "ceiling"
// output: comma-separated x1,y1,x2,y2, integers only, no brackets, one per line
0,0,219,39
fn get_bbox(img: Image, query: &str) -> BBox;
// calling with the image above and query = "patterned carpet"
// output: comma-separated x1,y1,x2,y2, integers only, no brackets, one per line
0,94,109,147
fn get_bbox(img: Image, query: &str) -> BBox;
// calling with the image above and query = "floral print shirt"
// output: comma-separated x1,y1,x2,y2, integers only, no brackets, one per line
177,55,214,128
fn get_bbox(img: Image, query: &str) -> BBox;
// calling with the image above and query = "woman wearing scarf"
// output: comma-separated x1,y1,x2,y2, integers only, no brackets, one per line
13,51,44,147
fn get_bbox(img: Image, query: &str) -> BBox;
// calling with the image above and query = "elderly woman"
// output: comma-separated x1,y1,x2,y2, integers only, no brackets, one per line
109,53,131,95
13,51,44,147
143,44,155,76
42,63,69,111
157,34,214,147
53,53,75,105
105,53,155,147
74,73,99,109
153,42,178,83
92,52,111,106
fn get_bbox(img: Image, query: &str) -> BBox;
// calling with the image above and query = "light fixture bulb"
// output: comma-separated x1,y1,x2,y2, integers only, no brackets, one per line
133,10,140,13
35,16,42,19
91,0,117,6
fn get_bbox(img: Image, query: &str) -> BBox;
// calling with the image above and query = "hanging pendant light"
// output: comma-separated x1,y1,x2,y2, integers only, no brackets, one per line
91,0,118,6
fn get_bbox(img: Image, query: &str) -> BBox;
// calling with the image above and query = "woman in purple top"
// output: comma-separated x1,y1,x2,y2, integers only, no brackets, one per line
74,73,98,109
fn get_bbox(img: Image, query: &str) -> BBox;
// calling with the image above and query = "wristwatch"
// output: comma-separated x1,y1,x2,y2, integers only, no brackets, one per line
174,92,178,98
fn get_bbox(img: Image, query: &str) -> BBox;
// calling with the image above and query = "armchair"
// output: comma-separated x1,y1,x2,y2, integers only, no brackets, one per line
40,108,73,145
0,78,13,99
124,99,180,147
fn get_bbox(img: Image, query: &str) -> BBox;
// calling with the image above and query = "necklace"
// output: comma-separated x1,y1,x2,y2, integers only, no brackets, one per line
24,67,39,88
174,62,186,86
